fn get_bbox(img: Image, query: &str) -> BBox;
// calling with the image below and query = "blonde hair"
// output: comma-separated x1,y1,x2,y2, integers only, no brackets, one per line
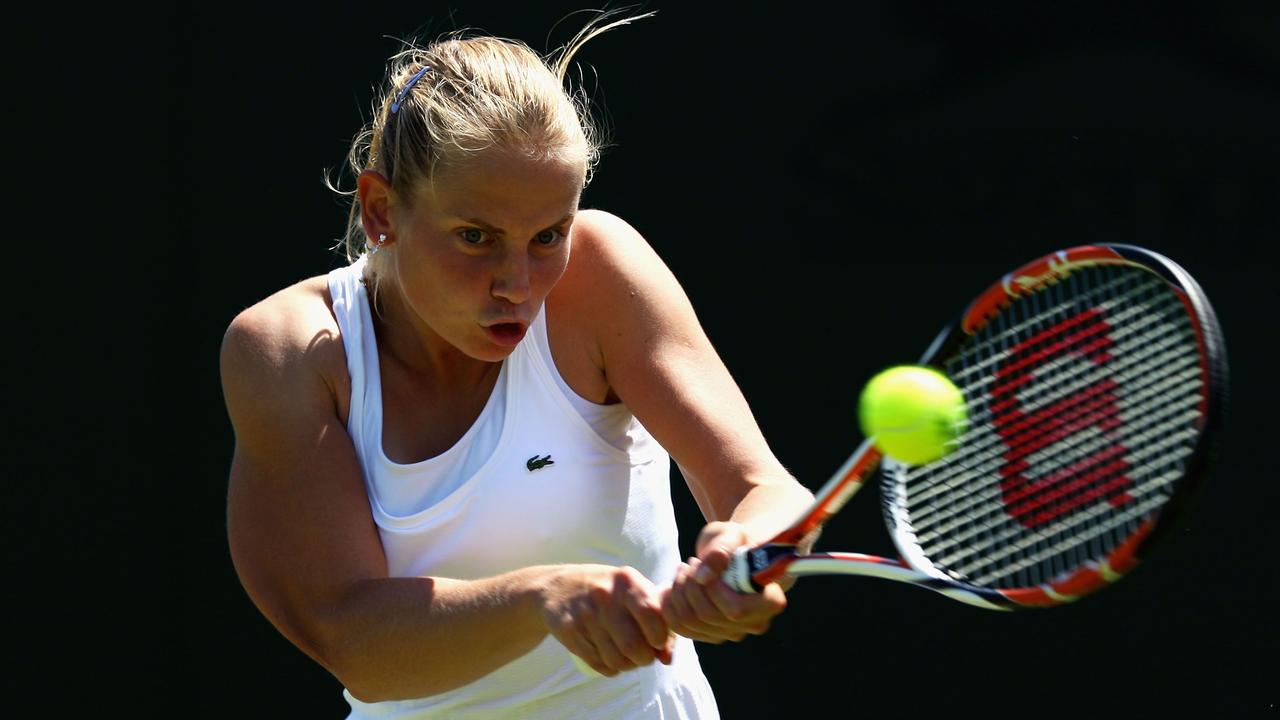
330,10,654,292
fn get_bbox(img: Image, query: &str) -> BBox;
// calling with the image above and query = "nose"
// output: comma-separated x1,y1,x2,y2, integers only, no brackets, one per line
490,248,532,305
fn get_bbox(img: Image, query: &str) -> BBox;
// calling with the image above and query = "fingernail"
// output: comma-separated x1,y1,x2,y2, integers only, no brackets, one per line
694,564,712,584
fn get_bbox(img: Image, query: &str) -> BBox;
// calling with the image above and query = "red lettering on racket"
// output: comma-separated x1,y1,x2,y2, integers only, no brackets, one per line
990,308,1134,528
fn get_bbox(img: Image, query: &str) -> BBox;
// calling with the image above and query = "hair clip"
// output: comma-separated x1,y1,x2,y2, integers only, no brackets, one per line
390,66,431,114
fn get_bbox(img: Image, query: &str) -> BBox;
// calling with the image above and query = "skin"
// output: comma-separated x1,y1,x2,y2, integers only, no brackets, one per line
220,147,814,702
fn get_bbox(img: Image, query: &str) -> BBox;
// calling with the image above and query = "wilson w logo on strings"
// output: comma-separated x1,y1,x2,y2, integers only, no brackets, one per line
989,307,1135,529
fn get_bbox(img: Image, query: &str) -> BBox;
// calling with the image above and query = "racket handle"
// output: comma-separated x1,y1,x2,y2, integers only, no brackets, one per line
724,546,760,593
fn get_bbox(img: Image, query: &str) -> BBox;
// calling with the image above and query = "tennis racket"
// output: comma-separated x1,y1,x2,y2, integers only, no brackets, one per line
724,244,1228,610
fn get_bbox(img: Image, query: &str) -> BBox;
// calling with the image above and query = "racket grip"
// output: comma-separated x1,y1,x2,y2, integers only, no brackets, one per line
724,546,760,593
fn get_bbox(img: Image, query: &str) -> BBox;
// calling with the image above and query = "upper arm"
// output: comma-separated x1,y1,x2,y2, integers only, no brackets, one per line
219,289,385,670
559,211,796,523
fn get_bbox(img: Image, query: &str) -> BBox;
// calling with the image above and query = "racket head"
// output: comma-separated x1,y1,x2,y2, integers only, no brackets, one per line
880,244,1227,608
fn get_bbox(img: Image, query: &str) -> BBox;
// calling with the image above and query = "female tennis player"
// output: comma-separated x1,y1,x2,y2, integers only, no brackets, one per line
218,12,814,719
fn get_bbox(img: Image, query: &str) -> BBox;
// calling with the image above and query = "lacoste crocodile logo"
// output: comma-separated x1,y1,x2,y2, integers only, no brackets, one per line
526,454,555,472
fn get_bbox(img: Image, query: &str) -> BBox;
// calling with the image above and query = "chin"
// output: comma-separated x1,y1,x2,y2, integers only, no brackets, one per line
473,346,517,363
464,338,519,363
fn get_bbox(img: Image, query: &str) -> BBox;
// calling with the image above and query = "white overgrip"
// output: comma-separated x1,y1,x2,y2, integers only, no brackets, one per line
724,546,758,593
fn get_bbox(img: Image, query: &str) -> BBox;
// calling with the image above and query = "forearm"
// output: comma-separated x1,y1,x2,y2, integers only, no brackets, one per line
319,566,555,702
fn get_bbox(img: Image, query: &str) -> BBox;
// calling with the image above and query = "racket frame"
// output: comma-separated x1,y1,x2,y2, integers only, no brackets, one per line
725,244,1227,610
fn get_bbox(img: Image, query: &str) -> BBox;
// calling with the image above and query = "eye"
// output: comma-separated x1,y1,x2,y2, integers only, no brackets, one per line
534,229,563,246
459,228,488,245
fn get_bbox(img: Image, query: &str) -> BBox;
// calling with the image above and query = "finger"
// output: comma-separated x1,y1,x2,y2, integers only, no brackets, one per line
621,580,671,653
662,564,725,642
670,626,723,644
571,651,603,676
656,632,675,664
759,580,789,608
605,609,661,668
663,591,727,644
586,579,658,671
670,561,746,641
693,545,733,586
608,568,668,665
679,560,735,624
702,581,783,635
680,579,746,641
553,620,607,675
570,636,607,676
645,587,676,662
693,522,750,585
584,619,633,676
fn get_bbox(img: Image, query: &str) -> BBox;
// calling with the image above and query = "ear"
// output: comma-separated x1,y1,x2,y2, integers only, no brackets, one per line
356,170,395,246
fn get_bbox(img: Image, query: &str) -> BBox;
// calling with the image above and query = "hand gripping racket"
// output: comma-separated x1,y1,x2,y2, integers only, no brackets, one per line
724,244,1228,609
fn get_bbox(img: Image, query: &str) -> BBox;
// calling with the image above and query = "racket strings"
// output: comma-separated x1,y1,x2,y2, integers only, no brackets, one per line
976,265,1195,588
910,407,1199,549
951,280,1181,419
943,265,1188,477
901,324,1199,524
947,271,1144,384
891,264,1205,590
907,355,1201,523
911,283,1189,488
917,425,1199,575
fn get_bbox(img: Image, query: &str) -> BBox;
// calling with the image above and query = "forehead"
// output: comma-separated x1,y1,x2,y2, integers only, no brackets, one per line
419,150,584,227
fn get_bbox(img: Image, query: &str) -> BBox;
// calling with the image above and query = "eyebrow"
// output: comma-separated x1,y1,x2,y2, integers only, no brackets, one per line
460,213,576,235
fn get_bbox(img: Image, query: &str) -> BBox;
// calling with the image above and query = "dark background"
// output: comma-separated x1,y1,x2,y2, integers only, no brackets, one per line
81,0,1280,715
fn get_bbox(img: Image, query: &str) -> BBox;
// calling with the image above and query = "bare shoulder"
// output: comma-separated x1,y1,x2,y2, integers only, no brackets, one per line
554,209,674,311
565,209,659,274
221,275,343,373
220,274,350,426
544,210,683,402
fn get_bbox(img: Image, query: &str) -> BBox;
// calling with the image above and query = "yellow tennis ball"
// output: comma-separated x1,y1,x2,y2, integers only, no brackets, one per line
858,365,968,465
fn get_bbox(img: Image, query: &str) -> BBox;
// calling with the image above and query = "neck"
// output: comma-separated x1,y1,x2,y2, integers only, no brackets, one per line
368,281,499,386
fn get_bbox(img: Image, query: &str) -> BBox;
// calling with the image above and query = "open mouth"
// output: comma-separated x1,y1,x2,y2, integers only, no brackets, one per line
486,322,527,345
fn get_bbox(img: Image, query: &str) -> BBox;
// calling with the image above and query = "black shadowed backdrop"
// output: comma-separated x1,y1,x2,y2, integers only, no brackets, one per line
129,1,1280,716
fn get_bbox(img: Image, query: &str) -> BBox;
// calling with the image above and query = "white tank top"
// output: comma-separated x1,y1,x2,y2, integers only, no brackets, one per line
328,258,719,720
